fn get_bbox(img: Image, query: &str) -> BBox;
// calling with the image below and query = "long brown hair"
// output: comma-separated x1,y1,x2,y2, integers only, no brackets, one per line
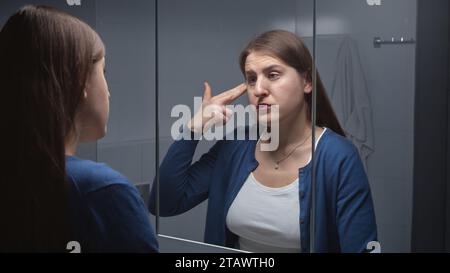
0,5,104,252
239,30,345,136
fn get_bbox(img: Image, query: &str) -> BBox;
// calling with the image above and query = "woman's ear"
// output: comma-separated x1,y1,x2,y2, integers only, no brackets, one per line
304,81,312,94
300,73,312,94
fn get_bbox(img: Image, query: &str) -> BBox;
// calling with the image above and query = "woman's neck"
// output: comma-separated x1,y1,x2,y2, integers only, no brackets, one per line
64,131,79,156
276,107,312,152
279,120,310,150
259,106,312,158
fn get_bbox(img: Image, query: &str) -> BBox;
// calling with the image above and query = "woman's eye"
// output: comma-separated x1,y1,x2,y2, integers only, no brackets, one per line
268,72,280,80
246,77,256,86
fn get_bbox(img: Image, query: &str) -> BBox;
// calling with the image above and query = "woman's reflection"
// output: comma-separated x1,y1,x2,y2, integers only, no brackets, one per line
149,30,377,253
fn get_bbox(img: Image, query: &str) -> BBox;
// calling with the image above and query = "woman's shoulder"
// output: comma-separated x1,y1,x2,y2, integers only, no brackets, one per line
319,128,359,159
66,156,134,195
317,129,367,183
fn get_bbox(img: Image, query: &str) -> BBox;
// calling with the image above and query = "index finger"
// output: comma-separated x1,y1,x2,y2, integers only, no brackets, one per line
214,83,247,104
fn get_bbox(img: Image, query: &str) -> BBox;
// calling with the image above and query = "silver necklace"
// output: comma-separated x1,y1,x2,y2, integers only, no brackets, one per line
273,132,312,170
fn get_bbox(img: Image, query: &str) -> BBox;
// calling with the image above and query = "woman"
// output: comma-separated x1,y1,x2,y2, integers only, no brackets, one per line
0,5,158,252
150,30,377,253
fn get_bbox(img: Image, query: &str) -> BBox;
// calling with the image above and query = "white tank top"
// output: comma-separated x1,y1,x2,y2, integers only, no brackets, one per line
226,128,327,253
226,173,301,252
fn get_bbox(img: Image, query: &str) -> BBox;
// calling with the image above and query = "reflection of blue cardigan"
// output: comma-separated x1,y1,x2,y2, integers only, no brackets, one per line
149,128,377,253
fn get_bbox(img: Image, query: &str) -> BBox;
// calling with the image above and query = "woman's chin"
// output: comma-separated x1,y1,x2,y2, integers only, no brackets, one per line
258,117,278,127
258,115,279,127
98,126,107,140
79,128,107,143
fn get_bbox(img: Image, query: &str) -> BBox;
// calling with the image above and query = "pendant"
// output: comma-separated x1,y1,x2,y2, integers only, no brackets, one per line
274,163,279,170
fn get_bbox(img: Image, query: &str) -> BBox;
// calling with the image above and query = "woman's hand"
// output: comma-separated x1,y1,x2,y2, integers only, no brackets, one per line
187,82,247,134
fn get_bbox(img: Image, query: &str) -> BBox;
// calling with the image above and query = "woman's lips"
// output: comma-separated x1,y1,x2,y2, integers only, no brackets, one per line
257,104,272,115
257,103,272,109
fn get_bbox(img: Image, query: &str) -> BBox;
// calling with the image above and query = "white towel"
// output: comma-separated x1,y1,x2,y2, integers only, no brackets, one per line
330,37,374,171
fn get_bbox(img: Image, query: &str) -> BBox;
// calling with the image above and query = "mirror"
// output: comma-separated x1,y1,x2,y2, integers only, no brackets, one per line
154,0,315,252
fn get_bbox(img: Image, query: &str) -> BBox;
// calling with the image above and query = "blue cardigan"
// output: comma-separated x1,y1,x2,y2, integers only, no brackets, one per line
67,156,159,253
149,128,377,253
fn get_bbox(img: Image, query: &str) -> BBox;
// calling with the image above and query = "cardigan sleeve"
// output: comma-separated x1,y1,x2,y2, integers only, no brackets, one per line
148,137,224,216
335,148,378,252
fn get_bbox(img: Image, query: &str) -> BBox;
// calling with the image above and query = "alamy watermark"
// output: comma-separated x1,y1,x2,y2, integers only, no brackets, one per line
366,241,381,253
170,97,280,151
66,0,81,6
66,241,81,253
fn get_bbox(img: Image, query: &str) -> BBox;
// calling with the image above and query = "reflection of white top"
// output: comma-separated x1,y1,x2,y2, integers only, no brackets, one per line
226,173,301,253
226,128,327,253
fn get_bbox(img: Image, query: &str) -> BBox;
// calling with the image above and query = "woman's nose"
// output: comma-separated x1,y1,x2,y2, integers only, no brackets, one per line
254,78,269,97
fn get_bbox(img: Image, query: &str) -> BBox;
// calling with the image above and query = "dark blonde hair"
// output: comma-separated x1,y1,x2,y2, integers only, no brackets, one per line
0,5,105,252
239,30,345,136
